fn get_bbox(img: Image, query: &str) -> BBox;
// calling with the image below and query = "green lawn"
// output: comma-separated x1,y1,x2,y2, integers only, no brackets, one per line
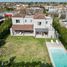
0,35,51,65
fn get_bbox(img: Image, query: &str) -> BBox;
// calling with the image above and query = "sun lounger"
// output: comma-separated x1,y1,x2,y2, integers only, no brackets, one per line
51,40,54,44
56,40,59,44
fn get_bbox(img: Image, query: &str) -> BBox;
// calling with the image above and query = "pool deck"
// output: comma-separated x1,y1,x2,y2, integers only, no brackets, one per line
46,42,65,50
46,41,66,67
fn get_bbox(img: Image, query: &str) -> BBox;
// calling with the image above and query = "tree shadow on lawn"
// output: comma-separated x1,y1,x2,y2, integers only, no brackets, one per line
11,62,52,67
0,56,52,67
0,61,52,67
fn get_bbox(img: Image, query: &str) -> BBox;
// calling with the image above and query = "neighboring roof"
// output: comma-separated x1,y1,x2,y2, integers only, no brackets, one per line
13,13,25,17
56,5,65,9
12,25,33,31
13,12,46,19
0,9,4,13
33,13,45,19
13,9,26,17
27,7,42,10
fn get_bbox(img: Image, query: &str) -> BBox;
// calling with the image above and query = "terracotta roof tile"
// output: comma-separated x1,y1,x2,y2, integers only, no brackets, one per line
13,14,25,17
12,25,33,31
34,13,45,19
13,9,26,17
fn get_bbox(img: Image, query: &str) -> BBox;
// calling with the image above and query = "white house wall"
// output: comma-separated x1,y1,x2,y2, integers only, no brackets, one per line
34,19,46,28
48,30,55,38
34,18,52,28
24,18,33,24
12,17,24,25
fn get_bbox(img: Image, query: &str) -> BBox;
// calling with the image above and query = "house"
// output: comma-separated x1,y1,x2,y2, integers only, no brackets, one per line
16,4,28,10
45,5,66,17
0,11,16,17
59,8,67,28
44,5,58,14
26,7,44,15
10,12,55,38
60,20,67,28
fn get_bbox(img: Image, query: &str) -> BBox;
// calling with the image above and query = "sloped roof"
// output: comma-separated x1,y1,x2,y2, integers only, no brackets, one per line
34,13,45,19
12,25,33,31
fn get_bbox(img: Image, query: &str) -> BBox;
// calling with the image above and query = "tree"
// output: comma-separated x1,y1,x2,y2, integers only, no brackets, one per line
0,18,12,39
53,17,67,49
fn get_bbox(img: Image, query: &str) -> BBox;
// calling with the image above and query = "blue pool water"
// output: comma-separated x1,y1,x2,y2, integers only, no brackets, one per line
51,48,67,67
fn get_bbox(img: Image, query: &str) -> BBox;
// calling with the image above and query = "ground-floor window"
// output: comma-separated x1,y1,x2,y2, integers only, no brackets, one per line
36,31,48,36
15,30,33,34
35,28,48,36
36,32,41,34
15,30,20,34
24,30,33,33
44,32,48,35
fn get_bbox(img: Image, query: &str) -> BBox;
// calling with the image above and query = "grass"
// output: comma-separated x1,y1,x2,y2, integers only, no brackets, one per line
0,35,50,64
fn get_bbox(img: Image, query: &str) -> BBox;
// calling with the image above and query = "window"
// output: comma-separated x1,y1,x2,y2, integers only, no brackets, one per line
15,30,20,34
38,22,41,25
25,20,27,22
36,32,41,34
46,21,48,24
30,20,32,22
24,31,33,33
16,20,20,23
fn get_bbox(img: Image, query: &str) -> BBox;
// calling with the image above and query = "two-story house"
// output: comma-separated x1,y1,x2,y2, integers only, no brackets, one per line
10,12,55,38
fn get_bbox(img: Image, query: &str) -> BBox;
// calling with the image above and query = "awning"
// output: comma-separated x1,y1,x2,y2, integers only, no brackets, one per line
12,25,33,31
35,28,48,32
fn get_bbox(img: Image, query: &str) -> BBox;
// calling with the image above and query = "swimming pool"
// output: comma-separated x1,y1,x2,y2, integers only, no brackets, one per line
51,48,67,67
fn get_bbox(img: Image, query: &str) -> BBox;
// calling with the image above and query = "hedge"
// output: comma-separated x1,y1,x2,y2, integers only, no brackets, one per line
0,61,52,67
53,17,67,49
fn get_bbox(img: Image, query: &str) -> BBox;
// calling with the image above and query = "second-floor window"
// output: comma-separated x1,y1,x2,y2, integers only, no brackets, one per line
38,22,41,25
30,20,32,22
46,21,48,24
25,20,27,22
16,20,20,23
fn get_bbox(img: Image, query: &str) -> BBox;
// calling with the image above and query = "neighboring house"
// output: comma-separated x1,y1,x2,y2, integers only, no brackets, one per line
0,11,15,17
59,8,67,28
10,12,55,38
44,5,58,14
26,7,44,15
58,7,67,18
45,5,66,18
60,19,67,28
16,4,28,10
